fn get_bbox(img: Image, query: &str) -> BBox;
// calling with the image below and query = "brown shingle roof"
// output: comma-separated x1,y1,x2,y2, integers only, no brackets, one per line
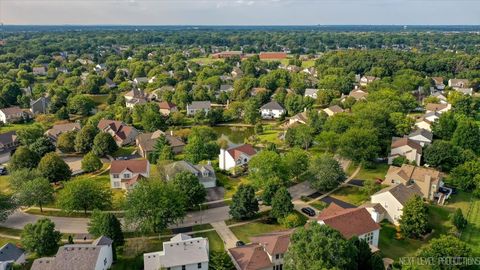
0,106,23,116
97,119,136,141
250,230,292,255
318,204,380,239
158,101,177,110
259,52,287,60
110,159,148,174
227,144,257,160
229,244,273,270
373,184,423,205
391,137,423,154
425,103,448,112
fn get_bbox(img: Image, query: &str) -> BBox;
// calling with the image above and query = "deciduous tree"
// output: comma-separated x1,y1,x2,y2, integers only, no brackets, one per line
57,178,112,214
309,154,346,191
399,195,430,238
229,184,258,220
21,218,61,256
37,152,72,182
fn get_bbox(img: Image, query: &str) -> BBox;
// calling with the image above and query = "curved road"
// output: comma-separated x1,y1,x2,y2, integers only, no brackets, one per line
0,181,317,234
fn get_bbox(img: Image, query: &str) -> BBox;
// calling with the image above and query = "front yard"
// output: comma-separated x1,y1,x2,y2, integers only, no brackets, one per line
230,221,287,243
347,162,389,182
330,186,370,206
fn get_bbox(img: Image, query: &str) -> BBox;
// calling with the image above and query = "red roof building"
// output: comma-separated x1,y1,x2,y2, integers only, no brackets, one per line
259,52,287,60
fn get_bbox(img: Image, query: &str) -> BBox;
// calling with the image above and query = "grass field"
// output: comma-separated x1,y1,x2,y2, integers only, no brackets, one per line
0,122,34,133
112,146,136,158
190,57,224,65
216,173,250,199
330,186,369,206
230,221,286,243
0,175,11,194
461,197,480,254
347,162,389,181
193,230,224,252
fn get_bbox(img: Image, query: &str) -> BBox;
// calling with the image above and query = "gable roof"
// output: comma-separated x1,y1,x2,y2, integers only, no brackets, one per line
92,236,113,246
373,184,423,205
227,144,257,160
188,101,211,110
325,105,344,113
318,204,380,238
45,123,81,140
158,101,177,110
391,137,423,154
408,129,433,141
110,159,149,174
304,88,318,97
260,101,284,111
229,244,273,270
0,243,24,262
97,119,136,141
249,230,292,255
136,131,185,152
349,89,368,100
425,103,449,112
0,131,18,146
0,106,23,116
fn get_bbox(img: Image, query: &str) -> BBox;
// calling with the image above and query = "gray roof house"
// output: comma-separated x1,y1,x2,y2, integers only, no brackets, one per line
304,88,318,99
0,131,20,164
260,101,285,119
0,243,26,267
186,101,211,116
408,129,433,147
144,234,209,270
45,123,81,143
219,84,234,93
30,96,50,115
31,236,113,270
164,161,216,188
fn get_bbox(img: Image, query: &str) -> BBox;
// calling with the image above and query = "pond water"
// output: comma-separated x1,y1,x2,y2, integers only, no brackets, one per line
211,126,255,145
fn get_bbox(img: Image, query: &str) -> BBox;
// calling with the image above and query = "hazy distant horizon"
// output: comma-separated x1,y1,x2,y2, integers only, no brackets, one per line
2,0,480,25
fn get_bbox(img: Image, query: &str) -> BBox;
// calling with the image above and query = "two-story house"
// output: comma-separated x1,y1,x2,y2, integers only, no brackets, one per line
144,234,209,270
109,159,150,190
0,107,26,124
228,230,292,270
388,137,423,166
0,131,20,164
186,101,211,116
317,203,380,247
219,144,257,171
260,101,285,119
136,130,185,159
164,161,216,188
97,120,139,146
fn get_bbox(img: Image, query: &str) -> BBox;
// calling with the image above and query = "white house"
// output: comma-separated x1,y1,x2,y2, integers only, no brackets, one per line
304,88,318,99
186,101,211,116
414,111,440,132
0,107,26,124
31,236,113,270
109,159,150,190
219,144,257,171
260,101,285,119
369,184,423,225
317,203,380,247
144,234,209,270
388,137,423,166
0,243,26,270
359,75,379,87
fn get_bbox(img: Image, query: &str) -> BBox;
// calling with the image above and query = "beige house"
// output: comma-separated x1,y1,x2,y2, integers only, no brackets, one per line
384,164,443,201
109,159,150,190
425,103,451,114
0,107,26,124
287,111,308,127
158,101,178,116
388,137,423,166
323,105,344,117
360,76,379,87
136,130,185,159
368,184,423,225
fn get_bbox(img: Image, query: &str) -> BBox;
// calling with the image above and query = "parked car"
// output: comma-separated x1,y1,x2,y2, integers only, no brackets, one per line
236,241,245,247
301,207,316,217
0,166,7,175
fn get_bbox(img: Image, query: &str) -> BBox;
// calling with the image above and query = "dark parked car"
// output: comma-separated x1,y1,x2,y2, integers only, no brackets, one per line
236,241,245,247
0,166,7,175
301,207,316,217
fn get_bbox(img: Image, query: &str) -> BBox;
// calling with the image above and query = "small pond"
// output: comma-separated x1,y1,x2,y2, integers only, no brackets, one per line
211,126,255,145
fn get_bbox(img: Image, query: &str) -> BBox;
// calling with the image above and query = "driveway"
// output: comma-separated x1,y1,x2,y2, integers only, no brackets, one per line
319,196,356,208
348,179,365,187
62,156,83,175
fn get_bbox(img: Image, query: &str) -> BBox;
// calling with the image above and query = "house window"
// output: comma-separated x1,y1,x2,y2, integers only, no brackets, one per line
104,258,107,265
198,263,202,269
182,266,186,270
113,174,119,178
276,254,279,259
113,182,120,188
124,173,131,179
363,232,374,245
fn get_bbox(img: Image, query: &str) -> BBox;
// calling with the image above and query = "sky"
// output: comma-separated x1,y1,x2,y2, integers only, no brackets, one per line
1,0,480,25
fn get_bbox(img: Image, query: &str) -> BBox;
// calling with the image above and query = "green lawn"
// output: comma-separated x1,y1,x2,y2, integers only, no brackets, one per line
230,221,286,243
0,122,34,134
86,94,109,105
461,197,480,254
309,200,328,211
347,162,389,181
216,173,250,199
193,230,224,252
257,127,284,146
112,146,136,158
301,59,316,68
190,57,224,65
0,175,12,195
330,186,369,206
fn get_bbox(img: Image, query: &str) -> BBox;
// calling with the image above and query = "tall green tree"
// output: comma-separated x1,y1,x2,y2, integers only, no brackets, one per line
339,127,380,163
29,137,56,158
56,131,77,153
452,119,480,154
172,172,207,209
399,195,430,238
431,111,457,140
16,124,44,145
57,178,112,214
92,132,118,157
423,140,464,172
229,184,259,220
284,223,357,270
16,177,54,212
248,150,287,188
74,125,98,153
283,147,309,181
21,218,61,256
124,181,187,233
88,210,124,261
81,151,103,173
184,126,219,163
271,187,293,219
0,193,16,222
417,235,472,270
261,182,280,206
209,251,235,270
37,152,72,182
309,154,346,191
452,208,467,231
9,146,39,171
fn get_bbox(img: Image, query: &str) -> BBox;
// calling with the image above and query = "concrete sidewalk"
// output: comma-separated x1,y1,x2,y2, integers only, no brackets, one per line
211,221,239,250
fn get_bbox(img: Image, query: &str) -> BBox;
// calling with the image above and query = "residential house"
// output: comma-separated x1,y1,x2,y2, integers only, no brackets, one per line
359,76,379,87
136,130,185,158
32,67,47,76
456,87,473,96
323,105,344,117
0,243,26,269
20,86,32,97
109,159,150,190
97,119,139,146
430,92,448,104
219,144,257,171
259,52,287,60
0,107,26,124
448,79,473,95
260,101,285,119
45,123,81,143
425,103,451,114
56,67,70,74
212,51,243,59
186,101,211,116
251,87,267,96
164,161,216,188
231,67,243,78
30,96,50,115
219,84,234,93
407,129,433,147
384,164,444,201
414,111,440,131
301,67,317,77
431,77,445,91
158,101,178,116
341,88,369,102
31,236,113,270
105,78,116,89
0,131,20,164
228,230,292,270
124,87,147,108
317,203,380,247
388,137,423,166
144,234,209,270
288,111,308,126
304,88,318,99
368,184,423,225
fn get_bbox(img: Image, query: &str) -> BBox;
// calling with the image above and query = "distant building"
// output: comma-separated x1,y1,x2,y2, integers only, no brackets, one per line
109,159,150,190
97,119,139,146
304,88,318,99
359,76,379,87
45,123,81,143
407,129,433,147
32,66,47,76
124,87,147,108
0,107,27,124
30,96,50,115
260,101,285,119
323,105,344,117
431,77,445,91
288,111,308,127
425,103,451,114
186,101,211,116
388,137,423,166
31,236,113,270
0,131,20,164
144,234,209,270
158,101,178,116
164,161,216,188
136,130,185,158
259,52,287,60
219,144,257,171
212,51,243,59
